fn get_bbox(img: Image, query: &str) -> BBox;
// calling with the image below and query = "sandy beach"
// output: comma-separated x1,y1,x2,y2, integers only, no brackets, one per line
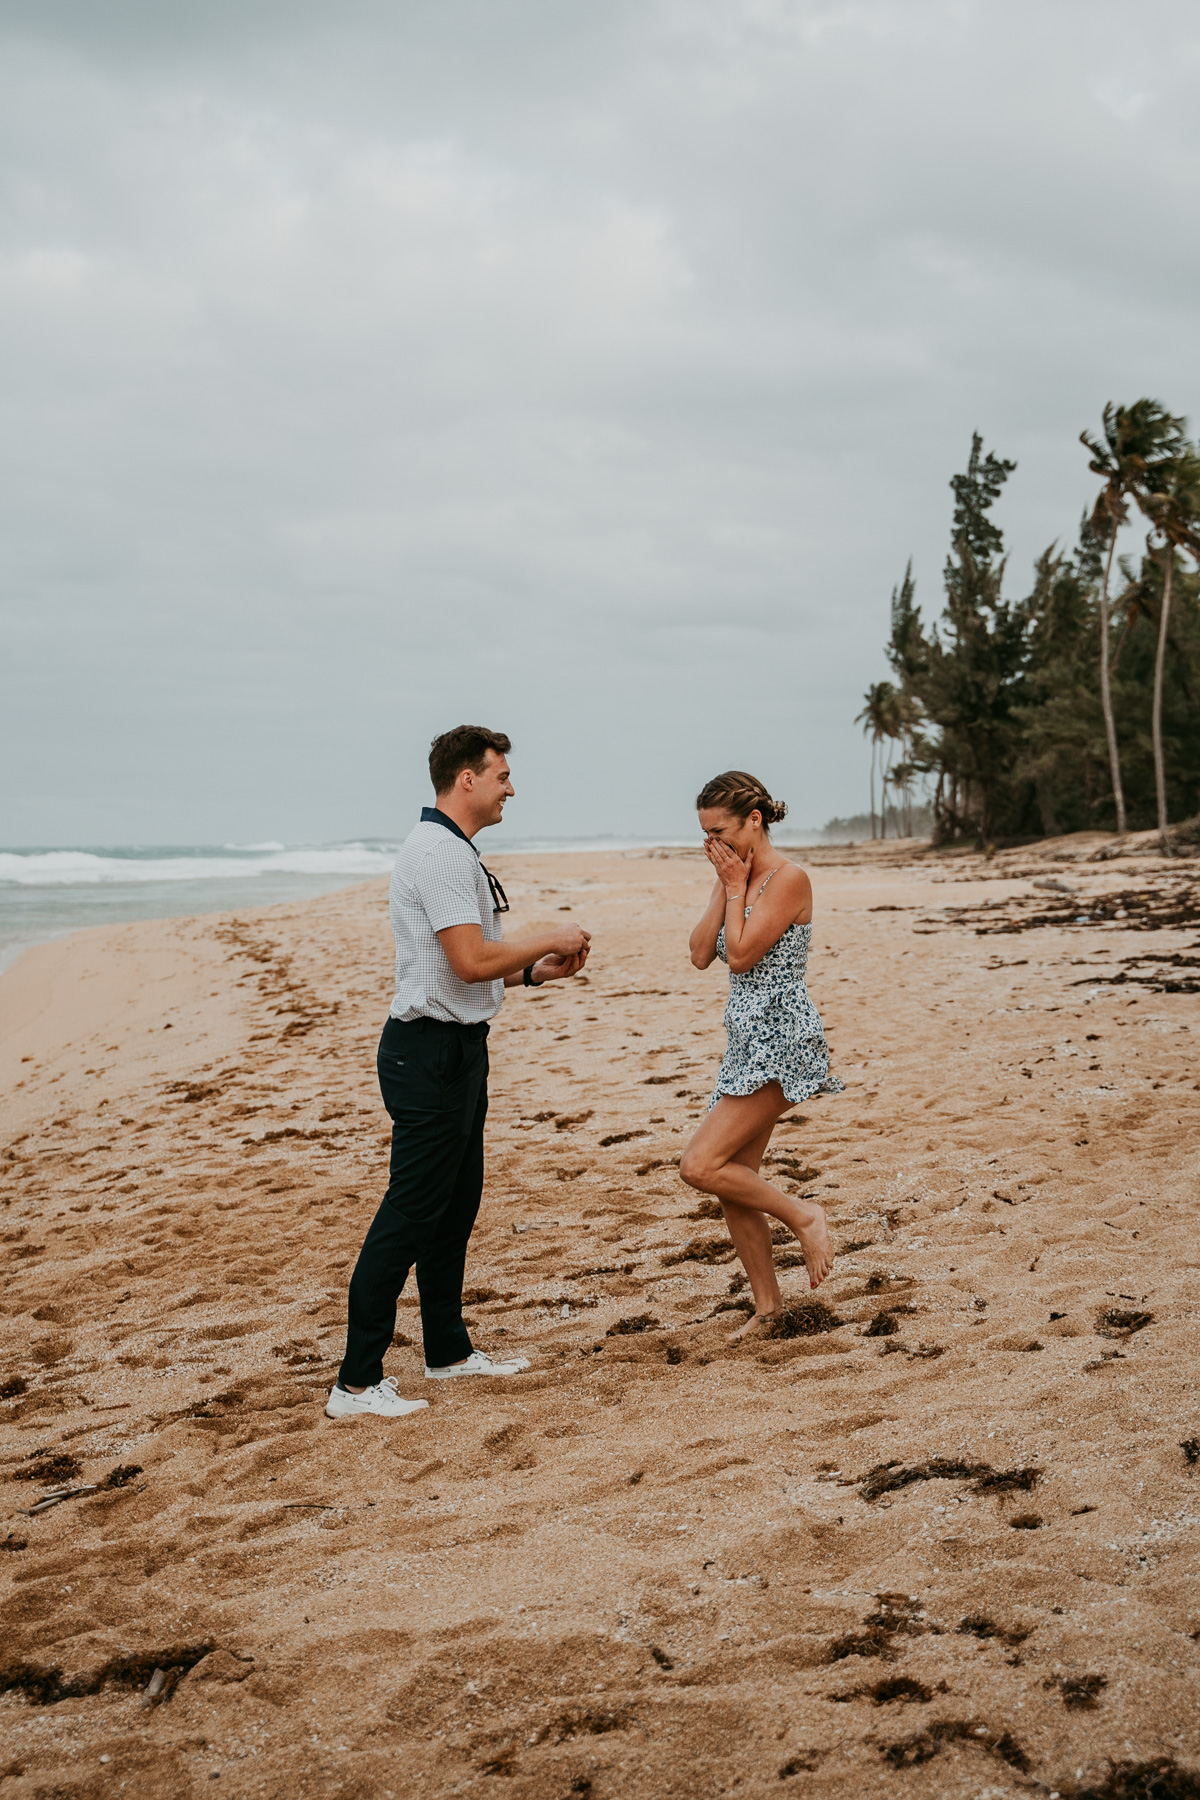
2,840,1199,1799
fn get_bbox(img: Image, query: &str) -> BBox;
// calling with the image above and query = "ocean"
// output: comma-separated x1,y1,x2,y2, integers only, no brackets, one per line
0,834,732,974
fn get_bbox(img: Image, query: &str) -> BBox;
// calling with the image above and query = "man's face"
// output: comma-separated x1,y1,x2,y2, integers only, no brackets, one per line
467,750,514,826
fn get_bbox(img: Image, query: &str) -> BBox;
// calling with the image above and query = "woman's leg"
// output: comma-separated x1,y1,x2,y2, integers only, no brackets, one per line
718,1119,782,1332
679,1086,834,1290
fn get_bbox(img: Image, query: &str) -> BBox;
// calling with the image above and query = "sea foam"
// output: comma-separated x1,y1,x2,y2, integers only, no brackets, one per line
0,844,398,886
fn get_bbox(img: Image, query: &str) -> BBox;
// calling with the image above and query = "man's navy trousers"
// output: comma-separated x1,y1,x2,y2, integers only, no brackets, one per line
338,1014,488,1387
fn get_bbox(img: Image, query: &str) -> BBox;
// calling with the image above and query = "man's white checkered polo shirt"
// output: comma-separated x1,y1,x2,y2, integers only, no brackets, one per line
388,816,504,1025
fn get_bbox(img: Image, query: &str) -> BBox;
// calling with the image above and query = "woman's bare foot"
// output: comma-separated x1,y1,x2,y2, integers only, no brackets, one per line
797,1205,834,1289
727,1310,779,1344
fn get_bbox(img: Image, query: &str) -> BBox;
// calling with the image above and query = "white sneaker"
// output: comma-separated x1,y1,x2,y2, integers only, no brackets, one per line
424,1349,531,1380
325,1377,429,1419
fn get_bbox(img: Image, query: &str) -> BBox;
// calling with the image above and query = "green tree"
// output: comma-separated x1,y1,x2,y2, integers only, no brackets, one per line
887,559,925,685
856,680,899,840
1107,546,1200,832
1014,521,1106,836
918,434,1027,841
1134,449,1200,851
1080,400,1189,833
885,561,928,836
865,407,1200,850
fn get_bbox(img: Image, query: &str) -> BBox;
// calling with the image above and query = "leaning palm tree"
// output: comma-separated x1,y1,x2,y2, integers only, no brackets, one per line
883,691,922,836
1134,448,1200,855
877,683,908,835
856,680,897,839
1081,400,1189,833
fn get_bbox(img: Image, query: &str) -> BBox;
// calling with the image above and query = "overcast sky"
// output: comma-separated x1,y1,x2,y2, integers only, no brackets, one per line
3,0,1199,846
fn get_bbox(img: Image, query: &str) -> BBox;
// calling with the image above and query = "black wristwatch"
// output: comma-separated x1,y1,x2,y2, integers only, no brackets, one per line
523,964,537,987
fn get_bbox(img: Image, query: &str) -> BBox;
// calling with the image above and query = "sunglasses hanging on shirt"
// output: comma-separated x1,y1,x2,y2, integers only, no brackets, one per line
481,864,509,914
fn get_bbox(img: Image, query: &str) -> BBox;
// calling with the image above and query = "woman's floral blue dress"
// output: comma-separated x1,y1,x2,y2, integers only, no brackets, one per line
711,912,843,1108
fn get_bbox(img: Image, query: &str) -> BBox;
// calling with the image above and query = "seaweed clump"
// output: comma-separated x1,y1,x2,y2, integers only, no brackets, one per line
606,1314,660,1336
661,1237,735,1266
761,1299,844,1339
1044,1672,1107,1710
957,1614,1030,1648
1069,1757,1200,1799
858,1457,984,1503
778,1751,822,1776
829,1675,935,1705
972,1465,1042,1496
825,1593,938,1663
0,1642,215,1707
11,1452,82,1485
878,1719,1030,1772
1097,1307,1154,1338
103,1464,143,1490
857,1458,1042,1504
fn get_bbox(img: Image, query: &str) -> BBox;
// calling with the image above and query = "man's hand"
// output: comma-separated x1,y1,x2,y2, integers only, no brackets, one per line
549,924,591,958
532,943,590,984
439,920,591,985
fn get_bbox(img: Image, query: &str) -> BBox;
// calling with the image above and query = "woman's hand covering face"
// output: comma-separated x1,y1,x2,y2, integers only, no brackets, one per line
705,833,751,897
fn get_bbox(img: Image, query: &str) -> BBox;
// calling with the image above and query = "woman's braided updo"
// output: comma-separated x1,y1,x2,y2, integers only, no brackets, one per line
695,770,788,831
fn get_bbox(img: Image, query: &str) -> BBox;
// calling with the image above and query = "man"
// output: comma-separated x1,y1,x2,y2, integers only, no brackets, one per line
327,726,591,1419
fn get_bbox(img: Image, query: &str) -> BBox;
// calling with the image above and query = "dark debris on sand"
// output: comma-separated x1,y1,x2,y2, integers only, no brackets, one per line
0,1642,215,1707
825,1593,940,1663
1068,1758,1200,1800
877,1718,1031,1772
661,1237,736,1266
605,1314,660,1336
935,882,1200,938
927,881,1200,989
957,1613,1031,1647
830,1674,938,1706
1045,1671,1108,1709
11,1451,83,1485
761,1299,844,1339
1074,954,1200,996
972,1464,1042,1495
865,1269,899,1292
1097,1307,1155,1338
778,1751,822,1776
856,1457,1041,1504
864,1303,916,1337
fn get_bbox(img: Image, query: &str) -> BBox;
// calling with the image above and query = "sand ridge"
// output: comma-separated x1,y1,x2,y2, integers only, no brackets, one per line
1,842,1199,1798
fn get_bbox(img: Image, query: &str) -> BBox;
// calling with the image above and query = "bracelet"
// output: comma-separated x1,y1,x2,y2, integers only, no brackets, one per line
522,964,536,987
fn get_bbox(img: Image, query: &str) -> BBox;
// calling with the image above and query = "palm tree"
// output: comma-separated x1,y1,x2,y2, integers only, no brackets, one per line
1134,449,1200,854
856,681,897,839
1080,400,1189,833
883,691,921,836
877,684,908,836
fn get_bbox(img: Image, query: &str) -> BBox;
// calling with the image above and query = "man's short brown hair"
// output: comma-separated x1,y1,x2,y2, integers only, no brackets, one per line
429,726,512,796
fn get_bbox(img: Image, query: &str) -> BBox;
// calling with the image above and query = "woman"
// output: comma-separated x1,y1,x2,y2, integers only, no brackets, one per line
679,771,843,1339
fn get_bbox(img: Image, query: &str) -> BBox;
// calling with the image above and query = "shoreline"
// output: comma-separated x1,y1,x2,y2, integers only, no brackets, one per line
1,844,1198,1797
0,837,908,981
4,824,1185,980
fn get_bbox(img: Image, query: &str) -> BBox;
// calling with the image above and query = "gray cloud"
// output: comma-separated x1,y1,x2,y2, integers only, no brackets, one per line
3,0,1199,843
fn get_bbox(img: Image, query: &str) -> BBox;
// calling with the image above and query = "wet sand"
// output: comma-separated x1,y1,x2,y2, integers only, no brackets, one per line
2,839,1199,1799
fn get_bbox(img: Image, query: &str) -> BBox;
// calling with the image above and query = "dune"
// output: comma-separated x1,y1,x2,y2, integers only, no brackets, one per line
1,842,1199,1799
